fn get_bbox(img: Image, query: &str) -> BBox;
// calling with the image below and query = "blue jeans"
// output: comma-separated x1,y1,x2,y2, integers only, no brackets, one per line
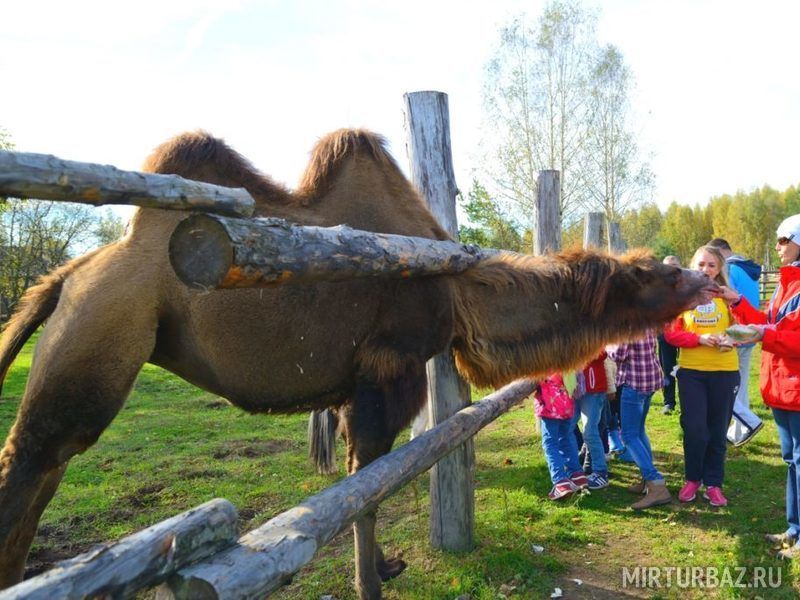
772,408,800,539
577,392,608,475
619,385,663,482
540,415,583,484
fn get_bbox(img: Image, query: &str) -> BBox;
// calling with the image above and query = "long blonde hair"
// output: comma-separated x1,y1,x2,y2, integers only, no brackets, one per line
690,245,730,287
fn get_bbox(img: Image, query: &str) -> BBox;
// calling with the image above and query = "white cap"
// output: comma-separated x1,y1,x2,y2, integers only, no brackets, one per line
777,214,800,243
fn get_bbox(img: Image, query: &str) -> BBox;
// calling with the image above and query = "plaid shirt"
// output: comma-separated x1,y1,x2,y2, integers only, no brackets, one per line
606,329,663,394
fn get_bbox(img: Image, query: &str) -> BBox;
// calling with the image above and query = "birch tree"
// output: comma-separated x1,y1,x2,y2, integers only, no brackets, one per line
581,45,654,221
482,1,598,241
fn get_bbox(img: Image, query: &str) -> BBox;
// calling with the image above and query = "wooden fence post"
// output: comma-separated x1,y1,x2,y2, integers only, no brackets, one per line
403,90,474,552
532,170,561,433
607,221,626,253
534,171,561,255
583,212,604,249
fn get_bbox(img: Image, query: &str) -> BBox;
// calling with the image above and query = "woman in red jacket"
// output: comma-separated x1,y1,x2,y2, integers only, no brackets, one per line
721,214,800,559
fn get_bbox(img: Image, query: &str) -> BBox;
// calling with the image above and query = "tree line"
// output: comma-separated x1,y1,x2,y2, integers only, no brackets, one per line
460,180,800,269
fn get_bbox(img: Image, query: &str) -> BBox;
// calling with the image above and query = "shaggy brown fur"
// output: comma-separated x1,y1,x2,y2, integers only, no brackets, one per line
0,128,715,599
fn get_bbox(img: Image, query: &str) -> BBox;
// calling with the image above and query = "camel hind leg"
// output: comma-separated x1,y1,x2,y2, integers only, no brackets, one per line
0,301,157,589
339,367,427,600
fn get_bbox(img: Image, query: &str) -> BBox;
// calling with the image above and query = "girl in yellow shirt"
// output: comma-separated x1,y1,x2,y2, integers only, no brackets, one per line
664,245,739,507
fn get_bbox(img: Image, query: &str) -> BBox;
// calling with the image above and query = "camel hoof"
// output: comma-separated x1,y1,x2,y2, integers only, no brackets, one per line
377,557,406,581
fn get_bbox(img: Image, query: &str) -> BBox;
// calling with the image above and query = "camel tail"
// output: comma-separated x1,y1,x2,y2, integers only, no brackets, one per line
0,248,103,396
308,409,339,475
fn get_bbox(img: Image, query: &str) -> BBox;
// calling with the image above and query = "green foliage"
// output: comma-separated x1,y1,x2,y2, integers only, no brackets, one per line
458,180,524,251
94,209,126,246
0,129,127,320
2,339,799,598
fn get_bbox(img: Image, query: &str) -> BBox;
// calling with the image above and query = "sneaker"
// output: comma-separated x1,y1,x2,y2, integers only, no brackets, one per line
569,471,589,489
662,405,674,415
548,478,579,500
587,472,609,490
777,543,800,560
703,486,728,507
766,532,798,547
732,420,764,447
678,480,702,503
608,429,625,453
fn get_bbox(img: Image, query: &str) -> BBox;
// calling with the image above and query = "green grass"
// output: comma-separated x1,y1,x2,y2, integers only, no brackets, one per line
1,338,798,598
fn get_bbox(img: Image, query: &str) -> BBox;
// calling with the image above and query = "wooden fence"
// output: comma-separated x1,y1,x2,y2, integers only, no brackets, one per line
0,382,535,599
0,92,560,599
760,269,779,306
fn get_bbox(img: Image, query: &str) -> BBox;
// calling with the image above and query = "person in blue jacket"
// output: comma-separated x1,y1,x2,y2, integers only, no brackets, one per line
708,238,764,446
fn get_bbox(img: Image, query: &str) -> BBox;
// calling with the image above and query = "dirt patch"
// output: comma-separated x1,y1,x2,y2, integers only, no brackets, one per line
212,439,298,459
204,399,229,410
175,468,227,480
26,517,102,580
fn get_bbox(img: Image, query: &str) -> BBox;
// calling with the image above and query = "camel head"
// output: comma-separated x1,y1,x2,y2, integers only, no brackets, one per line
450,247,720,388
603,249,719,325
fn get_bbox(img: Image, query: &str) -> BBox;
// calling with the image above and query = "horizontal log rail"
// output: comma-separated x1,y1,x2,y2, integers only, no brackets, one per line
168,213,493,289
0,499,238,600
0,382,534,599
158,379,536,599
0,151,255,217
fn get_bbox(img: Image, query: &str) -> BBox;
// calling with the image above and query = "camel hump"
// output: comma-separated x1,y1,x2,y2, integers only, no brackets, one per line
141,130,291,206
297,129,401,200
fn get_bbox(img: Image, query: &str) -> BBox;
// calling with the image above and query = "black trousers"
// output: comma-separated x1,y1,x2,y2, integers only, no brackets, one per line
677,368,739,487
658,334,678,408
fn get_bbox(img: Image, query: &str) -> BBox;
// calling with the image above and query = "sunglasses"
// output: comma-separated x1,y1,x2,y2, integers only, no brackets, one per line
778,234,795,246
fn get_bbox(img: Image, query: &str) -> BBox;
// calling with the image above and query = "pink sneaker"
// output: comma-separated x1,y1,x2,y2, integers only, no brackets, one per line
678,480,701,502
548,478,579,500
704,486,728,507
569,471,589,489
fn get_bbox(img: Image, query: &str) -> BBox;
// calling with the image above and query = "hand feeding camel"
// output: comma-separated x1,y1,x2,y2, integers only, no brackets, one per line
0,129,716,599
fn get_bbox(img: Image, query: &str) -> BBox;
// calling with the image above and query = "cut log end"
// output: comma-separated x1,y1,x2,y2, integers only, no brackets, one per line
169,214,234,289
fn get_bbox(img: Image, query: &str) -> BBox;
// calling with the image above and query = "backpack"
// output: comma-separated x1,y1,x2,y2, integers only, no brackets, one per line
579,351,609,395
533,374,575,420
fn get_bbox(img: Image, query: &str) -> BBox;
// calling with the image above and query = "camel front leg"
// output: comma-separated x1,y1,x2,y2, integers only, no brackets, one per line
0,445,66,589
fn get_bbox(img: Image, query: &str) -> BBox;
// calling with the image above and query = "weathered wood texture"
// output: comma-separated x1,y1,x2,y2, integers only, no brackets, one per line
404,90,474,552
533,170,561,433
168,213,488,289
583,212,604,249
534,170,561,255
158,380,537,600
0,151,255,217
607,221,626,253
0,499,238,600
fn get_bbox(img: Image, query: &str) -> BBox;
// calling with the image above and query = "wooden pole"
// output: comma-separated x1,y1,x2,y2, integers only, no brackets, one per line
0,499,238,600
0,151,255,217
607,221,626,253
158,381,536,600
168,214,489,289
583,212,604,249
403,90,474,552
533,170,561,433
534,171,561,255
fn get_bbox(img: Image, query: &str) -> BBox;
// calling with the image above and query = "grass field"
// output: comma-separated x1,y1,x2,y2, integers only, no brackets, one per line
1,335,798,599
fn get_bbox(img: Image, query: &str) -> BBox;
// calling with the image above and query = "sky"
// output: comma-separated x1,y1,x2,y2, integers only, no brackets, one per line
2,0,799,221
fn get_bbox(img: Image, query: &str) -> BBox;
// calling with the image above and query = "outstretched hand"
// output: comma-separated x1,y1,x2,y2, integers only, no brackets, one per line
718,286,741,304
